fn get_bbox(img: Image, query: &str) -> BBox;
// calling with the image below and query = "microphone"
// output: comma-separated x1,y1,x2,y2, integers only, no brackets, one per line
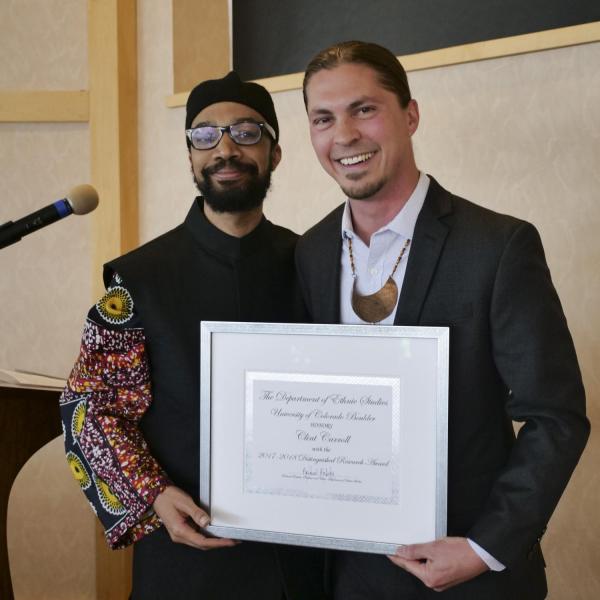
0,184,99,250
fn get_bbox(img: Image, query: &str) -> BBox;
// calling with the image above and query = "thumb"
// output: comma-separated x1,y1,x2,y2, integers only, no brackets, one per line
395,543,427,560
169,488,211,528
185,502,211,528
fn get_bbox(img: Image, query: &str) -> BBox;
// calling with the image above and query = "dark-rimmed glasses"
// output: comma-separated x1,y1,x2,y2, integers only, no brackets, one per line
186,121,276,150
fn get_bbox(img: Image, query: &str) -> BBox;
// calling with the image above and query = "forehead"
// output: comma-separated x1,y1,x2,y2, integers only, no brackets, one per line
306,63,393,113
191,101,266,127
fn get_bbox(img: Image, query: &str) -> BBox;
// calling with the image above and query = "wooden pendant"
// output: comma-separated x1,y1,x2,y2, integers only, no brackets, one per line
351,276,398,324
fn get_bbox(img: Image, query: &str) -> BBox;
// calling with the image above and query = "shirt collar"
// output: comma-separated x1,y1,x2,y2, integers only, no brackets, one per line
341,172,430,241
184,197,271,260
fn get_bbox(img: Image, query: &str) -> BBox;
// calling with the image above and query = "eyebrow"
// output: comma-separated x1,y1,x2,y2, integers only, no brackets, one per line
308,96,380,117
308,108,333,117
191,117,261,128
348,97,378,110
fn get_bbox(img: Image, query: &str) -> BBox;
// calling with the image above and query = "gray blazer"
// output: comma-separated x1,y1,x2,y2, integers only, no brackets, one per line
295,177,589,599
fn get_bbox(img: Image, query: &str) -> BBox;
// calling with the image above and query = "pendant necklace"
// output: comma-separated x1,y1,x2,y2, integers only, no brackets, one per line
347,236,411,324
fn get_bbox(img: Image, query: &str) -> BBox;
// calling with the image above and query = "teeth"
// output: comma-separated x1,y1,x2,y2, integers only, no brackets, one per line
339,152,374,166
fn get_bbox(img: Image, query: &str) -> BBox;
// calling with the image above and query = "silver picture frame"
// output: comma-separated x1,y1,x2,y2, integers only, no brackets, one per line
200,321,449,554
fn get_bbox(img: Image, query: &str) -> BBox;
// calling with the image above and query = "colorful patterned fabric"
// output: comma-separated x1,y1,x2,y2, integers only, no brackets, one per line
60,277,171,548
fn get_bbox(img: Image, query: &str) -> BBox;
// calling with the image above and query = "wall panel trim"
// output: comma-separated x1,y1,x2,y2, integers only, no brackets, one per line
167,21,600,105
0,91,89,122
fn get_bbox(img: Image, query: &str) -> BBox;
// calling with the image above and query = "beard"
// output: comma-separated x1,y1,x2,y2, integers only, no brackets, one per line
194,157,273,214
340,173,388,201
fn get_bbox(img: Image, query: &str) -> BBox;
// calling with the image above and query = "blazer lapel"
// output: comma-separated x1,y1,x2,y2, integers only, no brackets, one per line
311,206,344,323
394,177,453,325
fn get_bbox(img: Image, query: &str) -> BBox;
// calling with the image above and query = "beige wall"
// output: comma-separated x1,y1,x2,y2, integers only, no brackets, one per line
2,0,598,598
0,0,91,378
0,2,95,599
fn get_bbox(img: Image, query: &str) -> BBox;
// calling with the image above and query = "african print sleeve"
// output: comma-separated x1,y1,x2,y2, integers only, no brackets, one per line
60,274,171,549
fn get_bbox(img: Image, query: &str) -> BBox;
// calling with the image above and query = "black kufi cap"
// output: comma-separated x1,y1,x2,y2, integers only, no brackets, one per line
185,71,279,142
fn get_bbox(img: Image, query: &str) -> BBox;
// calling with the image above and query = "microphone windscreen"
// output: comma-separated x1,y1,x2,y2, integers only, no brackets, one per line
66,184,99,215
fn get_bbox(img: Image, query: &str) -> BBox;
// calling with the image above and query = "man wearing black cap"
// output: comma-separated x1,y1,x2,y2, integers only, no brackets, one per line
60,72,326,599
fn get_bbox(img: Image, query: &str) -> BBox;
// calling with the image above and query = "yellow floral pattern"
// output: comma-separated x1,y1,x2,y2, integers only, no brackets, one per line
96,286,134,324
95,476,126,515
71,400,86,438
67,451,91,490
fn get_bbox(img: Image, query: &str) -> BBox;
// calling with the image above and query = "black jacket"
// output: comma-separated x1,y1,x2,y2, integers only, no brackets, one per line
296,178,589,599
107,199,326,600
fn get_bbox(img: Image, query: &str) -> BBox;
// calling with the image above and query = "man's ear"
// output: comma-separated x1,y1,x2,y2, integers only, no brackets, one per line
406,99,420,136
270,144,282,171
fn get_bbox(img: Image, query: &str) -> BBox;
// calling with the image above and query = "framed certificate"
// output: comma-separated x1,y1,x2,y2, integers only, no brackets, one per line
200,322,449,554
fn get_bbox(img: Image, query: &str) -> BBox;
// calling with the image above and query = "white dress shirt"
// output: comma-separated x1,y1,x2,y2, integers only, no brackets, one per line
338,172,505,572
340,173,429,325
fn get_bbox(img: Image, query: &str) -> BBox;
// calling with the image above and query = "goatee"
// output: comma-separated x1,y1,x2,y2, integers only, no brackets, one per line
341,176,387,201
194,157,273,213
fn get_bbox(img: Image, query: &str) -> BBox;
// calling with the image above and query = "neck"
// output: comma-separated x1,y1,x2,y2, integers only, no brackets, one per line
203,202,263,238
349,167,420,245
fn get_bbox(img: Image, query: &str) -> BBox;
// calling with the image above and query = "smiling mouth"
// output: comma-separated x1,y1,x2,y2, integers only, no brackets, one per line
336,152,375,167
203,159,257,185
213,169,244,180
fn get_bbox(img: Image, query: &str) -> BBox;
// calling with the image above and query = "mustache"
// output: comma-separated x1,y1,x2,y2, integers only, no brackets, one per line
202,158,258,178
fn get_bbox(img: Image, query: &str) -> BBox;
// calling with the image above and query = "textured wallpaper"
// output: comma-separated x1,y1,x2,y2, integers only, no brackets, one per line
0,0,87,89
138,0,194,241
0,0,91,378
0,123,92,378
1,4,93,596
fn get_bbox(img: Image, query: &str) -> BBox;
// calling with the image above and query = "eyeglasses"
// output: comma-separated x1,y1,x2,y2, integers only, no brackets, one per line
185,121,276,150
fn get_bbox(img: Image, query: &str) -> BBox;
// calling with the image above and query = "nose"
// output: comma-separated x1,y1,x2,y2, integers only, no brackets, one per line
333,116,360,146
214,130,242,160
